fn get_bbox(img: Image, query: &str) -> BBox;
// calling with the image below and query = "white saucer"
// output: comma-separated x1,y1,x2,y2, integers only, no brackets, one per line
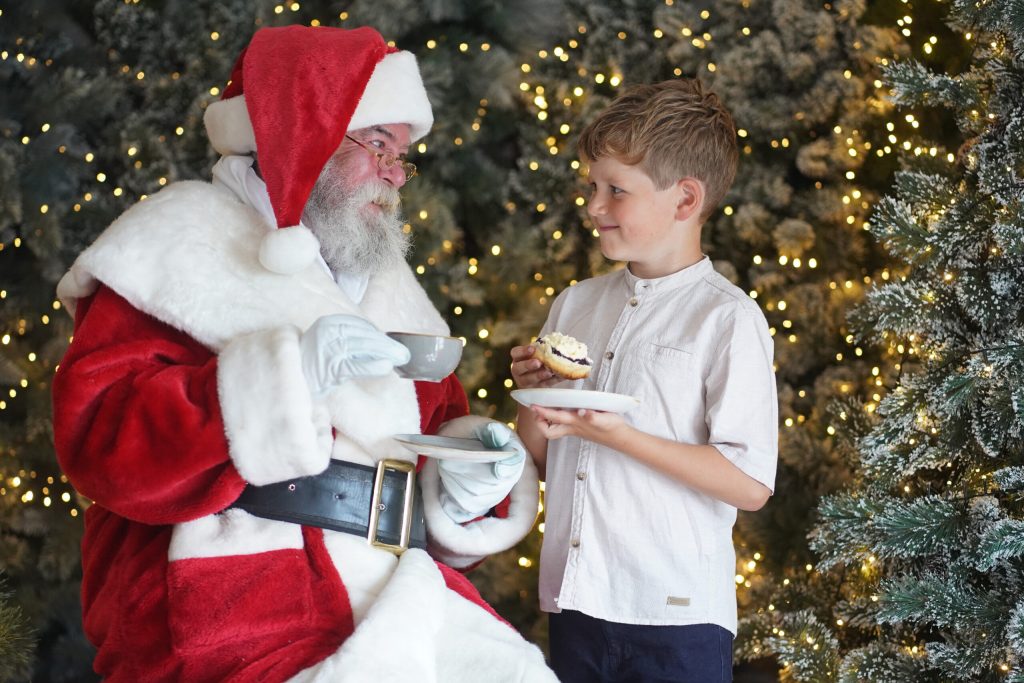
393,434,515,462
511,388,640,413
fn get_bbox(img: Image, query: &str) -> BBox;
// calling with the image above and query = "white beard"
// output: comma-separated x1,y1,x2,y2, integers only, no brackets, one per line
303,164,410,277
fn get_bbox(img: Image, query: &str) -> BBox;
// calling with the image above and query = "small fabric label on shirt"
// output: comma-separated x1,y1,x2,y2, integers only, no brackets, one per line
666,596,691,607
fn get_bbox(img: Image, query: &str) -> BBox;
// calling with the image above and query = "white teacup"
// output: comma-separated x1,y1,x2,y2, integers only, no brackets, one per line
387,332,463,382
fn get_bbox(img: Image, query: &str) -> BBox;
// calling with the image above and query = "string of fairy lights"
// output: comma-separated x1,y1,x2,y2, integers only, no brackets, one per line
4,4,1012,672
0,1,903,513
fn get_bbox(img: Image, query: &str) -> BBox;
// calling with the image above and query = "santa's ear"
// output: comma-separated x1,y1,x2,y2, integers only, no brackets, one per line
673,178,705,222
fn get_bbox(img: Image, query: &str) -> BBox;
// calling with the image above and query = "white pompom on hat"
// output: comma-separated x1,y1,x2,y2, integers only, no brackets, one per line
203,26,433,275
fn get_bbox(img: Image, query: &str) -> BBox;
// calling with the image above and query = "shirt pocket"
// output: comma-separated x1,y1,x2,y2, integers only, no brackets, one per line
617,342,695,436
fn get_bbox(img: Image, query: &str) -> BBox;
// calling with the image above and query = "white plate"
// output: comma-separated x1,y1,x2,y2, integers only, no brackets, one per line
393,434,516,462
511,388,640,413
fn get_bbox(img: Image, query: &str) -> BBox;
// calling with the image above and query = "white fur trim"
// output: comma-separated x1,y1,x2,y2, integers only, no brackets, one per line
420,416,541,569
59,181,448,450
259,224,321,275
349,51,433,142
204,96,256,156
56,264,98,319
286,548,555,683
202,50,432,158
320,531,399,626
325,376,422,464
288,549,443,683
167,517,555,681
433,586,557,682
62,182,448,349
168,509,302,561
359,260,449,336
218,326,333,485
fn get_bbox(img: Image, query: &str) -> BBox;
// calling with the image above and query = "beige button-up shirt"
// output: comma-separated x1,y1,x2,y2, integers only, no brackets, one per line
537,257,778,633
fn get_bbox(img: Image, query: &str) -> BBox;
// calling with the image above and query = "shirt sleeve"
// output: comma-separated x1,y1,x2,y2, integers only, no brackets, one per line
416,373,470,436
704,306,779,492
538,287,571,338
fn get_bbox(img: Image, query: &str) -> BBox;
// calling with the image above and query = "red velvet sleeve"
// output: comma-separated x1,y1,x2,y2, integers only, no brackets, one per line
52,285,246,525
416,372,470,435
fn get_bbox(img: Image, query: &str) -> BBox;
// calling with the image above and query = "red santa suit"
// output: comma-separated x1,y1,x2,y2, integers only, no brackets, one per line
51,25,555,683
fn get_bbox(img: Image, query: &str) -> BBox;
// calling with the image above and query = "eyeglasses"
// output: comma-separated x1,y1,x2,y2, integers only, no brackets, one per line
345,135,418,182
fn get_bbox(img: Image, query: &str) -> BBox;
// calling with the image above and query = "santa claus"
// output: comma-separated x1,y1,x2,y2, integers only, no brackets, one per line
52,25,555,682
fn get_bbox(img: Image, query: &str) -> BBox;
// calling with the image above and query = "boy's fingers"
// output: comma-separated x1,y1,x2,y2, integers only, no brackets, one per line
532,405,573,422
512,359,549,383
510,345,535,361
511,358,540,373
537,420,571,440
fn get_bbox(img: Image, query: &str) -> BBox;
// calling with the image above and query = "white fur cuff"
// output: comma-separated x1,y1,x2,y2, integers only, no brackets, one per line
420,417,541,569
217,326,333,485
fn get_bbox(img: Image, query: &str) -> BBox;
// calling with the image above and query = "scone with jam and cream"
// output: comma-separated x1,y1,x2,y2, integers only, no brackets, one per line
533,332,593,380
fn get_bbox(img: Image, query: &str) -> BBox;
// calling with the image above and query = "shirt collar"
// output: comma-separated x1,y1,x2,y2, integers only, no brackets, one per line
623,256,713,295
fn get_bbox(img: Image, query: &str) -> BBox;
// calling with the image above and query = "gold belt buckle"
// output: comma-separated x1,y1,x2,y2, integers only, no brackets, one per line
367,459,416,555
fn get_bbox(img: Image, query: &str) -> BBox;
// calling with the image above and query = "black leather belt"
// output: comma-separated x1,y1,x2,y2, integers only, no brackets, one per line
232,459,426,554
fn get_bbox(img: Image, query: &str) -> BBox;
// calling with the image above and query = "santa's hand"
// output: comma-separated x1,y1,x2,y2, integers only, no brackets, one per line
299,314,410,396
438,422,526,523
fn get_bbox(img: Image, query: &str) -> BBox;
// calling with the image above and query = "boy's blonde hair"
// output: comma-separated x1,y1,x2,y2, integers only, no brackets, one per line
578,78,738,221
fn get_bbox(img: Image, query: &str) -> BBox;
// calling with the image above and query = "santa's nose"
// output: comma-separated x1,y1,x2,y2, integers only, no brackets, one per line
380,162,406,189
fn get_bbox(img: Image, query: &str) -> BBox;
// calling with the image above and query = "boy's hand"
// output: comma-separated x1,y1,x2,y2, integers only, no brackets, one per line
510,344,560,388
530,405,628,446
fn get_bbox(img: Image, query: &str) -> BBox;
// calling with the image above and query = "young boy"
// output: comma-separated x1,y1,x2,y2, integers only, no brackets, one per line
511,79,778,683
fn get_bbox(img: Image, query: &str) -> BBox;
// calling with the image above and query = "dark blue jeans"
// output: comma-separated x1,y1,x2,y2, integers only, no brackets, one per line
548,610,733,683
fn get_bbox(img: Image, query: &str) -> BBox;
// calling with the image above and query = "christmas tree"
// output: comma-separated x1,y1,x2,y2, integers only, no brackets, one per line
1,3,117,677
0,574,31,682
747,0,1024,679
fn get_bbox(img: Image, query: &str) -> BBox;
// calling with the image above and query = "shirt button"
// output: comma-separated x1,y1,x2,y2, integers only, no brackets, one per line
604,351,614,360
576,471,586,480
571,539,580,548
629,297,639,307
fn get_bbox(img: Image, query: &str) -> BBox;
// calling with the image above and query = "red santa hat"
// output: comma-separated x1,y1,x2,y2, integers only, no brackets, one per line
203,25,433,274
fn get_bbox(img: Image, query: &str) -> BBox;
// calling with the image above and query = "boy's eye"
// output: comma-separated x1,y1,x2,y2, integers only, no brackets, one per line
610,186,624,195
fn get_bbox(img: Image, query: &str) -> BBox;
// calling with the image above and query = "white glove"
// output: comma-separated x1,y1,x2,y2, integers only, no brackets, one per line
438,422,527,523
299,314,411,396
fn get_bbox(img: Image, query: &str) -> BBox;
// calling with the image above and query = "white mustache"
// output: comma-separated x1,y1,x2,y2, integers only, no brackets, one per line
352,181,400,213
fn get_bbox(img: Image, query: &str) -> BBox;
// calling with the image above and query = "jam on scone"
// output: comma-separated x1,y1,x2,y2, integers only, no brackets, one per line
534,332,593,380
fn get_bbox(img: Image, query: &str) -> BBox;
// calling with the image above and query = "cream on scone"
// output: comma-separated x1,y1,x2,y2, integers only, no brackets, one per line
533,332,593,380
